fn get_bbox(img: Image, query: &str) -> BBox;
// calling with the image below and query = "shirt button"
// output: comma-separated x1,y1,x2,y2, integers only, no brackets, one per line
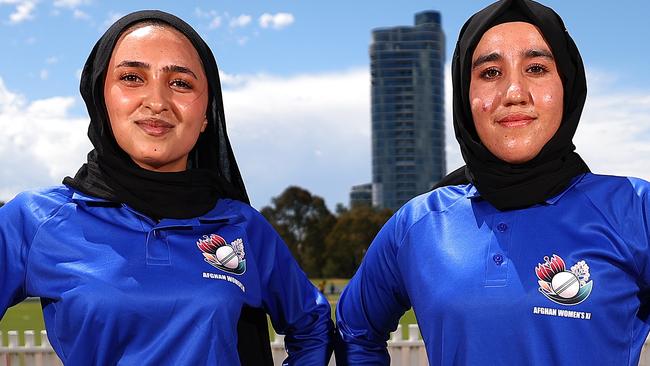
493,254,504,265
497,223,508,232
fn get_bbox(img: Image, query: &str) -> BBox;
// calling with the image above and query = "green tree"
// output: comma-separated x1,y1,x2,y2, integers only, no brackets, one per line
322,205,392,278
261,186,336,277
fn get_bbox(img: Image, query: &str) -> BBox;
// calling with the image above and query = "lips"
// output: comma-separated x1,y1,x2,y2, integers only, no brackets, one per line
135,118,174,136
496,113,536,127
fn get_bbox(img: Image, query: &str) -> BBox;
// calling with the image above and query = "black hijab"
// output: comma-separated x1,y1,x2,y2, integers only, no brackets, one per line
63,11,272,365
64,10,248,220
438,0,589,210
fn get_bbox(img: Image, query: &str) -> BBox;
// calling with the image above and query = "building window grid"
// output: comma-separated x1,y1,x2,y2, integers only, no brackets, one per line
370,11,445,211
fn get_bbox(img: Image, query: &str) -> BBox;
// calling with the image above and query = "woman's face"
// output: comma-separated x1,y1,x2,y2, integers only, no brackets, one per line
104,24,209,172
469,21,563,164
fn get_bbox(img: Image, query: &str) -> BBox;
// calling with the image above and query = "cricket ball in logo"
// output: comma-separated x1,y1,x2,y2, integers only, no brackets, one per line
196,234,246,275
535,254,592,306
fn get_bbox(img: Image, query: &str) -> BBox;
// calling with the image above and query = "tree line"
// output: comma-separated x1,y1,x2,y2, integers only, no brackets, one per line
261,186,392,278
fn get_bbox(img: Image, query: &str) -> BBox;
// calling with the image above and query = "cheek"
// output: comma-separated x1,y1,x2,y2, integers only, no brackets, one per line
536,91,559,112
471,97,495,114
175,91,209,124
533,84,563,133
469,86,500,117
105,85,141,118
470,93,498,133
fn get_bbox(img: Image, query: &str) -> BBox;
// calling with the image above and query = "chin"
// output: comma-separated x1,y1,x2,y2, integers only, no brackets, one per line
495,150,539,164
490,139,543,164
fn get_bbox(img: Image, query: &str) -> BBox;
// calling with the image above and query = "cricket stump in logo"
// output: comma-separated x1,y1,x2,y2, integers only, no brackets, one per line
535,254,592,305
196,234,246,275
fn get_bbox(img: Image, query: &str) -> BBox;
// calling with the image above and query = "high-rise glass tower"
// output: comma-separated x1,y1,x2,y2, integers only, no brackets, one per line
370,11,446,211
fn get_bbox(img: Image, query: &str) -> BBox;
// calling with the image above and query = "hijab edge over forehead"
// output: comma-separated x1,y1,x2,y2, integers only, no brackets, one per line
65,10,250,220
448,0,589,210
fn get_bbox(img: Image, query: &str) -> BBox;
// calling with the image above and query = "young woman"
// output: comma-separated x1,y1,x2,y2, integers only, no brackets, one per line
0,10,332,365
336,0,650,365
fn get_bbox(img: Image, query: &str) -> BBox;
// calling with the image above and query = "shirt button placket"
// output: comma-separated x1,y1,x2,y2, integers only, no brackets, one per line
485,217,512,287
146,228,171,265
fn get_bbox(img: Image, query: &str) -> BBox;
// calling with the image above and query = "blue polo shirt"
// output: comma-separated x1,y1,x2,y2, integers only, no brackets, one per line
336,173,650,365
0,186,332,365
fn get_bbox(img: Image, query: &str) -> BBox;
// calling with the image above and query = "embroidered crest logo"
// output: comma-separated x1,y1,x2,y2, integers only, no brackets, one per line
535,254,592,306
196,234,246,275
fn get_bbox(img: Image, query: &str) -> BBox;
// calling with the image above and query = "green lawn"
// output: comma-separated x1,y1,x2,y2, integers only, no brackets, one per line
1,279,420,345
0,298,46,346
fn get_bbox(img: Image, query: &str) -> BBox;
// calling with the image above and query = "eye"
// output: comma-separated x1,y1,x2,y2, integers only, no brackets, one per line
479,67,501,80
170,79,193,90
119,73,143,84
527,63,550,75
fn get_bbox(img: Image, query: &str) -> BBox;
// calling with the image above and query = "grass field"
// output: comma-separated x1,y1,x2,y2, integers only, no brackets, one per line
1,279,419,345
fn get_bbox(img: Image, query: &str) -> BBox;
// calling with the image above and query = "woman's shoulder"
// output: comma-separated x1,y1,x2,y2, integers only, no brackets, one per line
575,173,650,200
211,198,267,223
397,184,472,220
1,185,74,223
571,173,650,227
5,185,73,210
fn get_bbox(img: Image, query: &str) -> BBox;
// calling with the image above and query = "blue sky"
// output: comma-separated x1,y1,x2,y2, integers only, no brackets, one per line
1,0,649,209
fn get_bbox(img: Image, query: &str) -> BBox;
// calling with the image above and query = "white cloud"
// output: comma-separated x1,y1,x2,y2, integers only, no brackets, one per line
221,68,370,208
0,78,24,109
576,69,650,181
45,56,58,64
258,12,294,30
8,1,35,24
101,11,123,30
72,8,88,20
236,36,249,46
0,77,90,202
194,8,221,30
194,7,216,19
51,0,89,20
219,71,248,88
209,16,221,29
53,0,85,8
39,69,48,80
229,14,251,28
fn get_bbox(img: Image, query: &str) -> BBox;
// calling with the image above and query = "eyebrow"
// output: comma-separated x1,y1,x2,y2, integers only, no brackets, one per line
472,52,501,69
115,60,198,80
162,65,198,80
524,48,554,60
471,48,555,70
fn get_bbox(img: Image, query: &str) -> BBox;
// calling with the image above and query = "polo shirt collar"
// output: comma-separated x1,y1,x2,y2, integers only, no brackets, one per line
466,173,587,206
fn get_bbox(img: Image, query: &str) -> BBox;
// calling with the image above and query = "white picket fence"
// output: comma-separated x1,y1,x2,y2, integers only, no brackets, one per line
270,323,425,366
0,330,61,366
0,324,425,366
4,326,650,366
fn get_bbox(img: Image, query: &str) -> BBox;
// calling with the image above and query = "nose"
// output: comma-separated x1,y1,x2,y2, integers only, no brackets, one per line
503,73,530,107
143,81,170,114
